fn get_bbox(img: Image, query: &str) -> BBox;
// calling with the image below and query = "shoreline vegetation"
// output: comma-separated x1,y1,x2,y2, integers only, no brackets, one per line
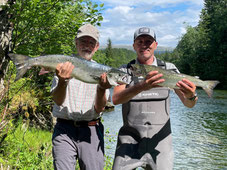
0,118,114,169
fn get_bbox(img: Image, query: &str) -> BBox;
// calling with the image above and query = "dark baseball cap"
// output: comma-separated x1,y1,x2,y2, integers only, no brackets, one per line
134,27,156,41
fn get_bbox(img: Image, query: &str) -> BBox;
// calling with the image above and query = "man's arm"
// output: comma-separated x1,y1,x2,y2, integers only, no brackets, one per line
52,79,68,106
112,83,143,105
112,71,164,105
94,73,111,113
51,62,74,106
175,79,198,108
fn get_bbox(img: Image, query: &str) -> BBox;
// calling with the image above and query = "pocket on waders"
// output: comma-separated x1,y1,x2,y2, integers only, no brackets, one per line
124,88,170,125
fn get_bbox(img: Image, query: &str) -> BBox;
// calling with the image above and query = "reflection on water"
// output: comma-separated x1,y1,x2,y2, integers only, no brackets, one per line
171,89,227,169
102,89,227,169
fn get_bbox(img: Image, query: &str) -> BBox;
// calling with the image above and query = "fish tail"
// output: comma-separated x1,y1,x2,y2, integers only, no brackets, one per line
8,53,30,81
202,80,220,97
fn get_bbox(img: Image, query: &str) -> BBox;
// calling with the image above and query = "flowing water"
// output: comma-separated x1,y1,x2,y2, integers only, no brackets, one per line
102,89,227,170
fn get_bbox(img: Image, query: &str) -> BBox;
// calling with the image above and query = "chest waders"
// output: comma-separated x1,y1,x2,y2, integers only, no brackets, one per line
112,60,174,170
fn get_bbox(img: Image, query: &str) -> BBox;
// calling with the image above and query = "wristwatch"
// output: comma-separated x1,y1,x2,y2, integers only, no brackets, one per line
187,92,197,101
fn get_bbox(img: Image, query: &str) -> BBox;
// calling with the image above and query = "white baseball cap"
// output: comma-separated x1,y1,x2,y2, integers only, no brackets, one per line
76,24,99,42
134,27,156,41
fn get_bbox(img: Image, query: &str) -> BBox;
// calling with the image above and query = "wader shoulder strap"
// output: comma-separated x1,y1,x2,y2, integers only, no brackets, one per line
125,59,137,86
156,58,166,69
126,59,136,76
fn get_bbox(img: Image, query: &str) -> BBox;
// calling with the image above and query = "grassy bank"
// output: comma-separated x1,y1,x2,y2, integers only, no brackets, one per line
0,120,53,169
0,120,113,169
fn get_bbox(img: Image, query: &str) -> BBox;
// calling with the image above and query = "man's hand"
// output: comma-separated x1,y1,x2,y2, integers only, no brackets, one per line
176,79,196,98
56,62,75,81
95,73,111,113
98,73,111,90
140,71,165,90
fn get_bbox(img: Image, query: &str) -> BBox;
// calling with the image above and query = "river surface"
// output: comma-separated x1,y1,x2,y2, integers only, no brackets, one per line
102,89,227,170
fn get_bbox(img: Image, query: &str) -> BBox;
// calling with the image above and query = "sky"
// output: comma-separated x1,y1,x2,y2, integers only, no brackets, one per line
93,0,204,48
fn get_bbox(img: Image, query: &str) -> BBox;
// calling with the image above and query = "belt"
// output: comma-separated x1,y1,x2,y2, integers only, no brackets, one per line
57,118,100,127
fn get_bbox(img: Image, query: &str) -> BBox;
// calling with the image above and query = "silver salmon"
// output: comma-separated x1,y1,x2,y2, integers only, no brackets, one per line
8,54,128,86
131,64,219,97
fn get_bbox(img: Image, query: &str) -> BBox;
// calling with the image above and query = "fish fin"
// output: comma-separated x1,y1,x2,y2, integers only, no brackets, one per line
90,73,118,86
39,67,51,75
8,53,31,81
203,80,220,97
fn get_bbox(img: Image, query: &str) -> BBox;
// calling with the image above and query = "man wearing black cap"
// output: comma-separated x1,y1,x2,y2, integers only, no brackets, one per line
51,24,111,170
112,27,198,170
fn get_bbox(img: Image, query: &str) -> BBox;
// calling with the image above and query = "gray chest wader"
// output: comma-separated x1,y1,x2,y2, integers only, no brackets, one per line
112,60,174,170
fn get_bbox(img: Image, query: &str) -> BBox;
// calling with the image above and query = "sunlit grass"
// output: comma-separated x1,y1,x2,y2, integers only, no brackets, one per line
0,119,113,169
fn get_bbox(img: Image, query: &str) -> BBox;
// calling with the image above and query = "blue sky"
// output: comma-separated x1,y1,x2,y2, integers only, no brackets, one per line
92,0,204,48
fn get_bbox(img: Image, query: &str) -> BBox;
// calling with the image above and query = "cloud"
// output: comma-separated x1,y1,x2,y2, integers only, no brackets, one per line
98,0,204,7
96,0,204,47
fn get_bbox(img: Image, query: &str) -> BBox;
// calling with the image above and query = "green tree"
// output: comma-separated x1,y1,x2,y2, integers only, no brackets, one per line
174,0,226,88
0,0,104,140
111,48,136,67
105,38,114,66
93,50,107,65
95,47,136,68
198,0,227,87
9,0,104,55
174,25,208,76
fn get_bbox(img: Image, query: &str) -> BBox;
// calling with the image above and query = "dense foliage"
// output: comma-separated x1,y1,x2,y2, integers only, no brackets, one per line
1,0,104,126
9,0,104,55
172,0,227,88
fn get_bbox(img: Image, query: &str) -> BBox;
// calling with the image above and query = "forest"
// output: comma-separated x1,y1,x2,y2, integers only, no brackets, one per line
0,0,226,169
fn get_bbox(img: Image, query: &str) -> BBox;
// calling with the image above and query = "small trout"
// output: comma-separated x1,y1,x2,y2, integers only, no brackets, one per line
131,64,219,97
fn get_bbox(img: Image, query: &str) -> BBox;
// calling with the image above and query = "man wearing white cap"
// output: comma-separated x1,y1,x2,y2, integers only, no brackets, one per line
51,24,111,170
112,27,198,170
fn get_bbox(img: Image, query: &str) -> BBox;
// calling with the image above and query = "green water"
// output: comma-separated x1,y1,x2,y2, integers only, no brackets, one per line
103,89,227,169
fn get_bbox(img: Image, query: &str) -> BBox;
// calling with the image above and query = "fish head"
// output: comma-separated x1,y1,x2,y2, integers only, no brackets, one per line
130,64,145,77
107,68,129,86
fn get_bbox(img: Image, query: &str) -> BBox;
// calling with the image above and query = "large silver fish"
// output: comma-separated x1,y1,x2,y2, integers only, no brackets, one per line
8,53,128,86
131,64,219,97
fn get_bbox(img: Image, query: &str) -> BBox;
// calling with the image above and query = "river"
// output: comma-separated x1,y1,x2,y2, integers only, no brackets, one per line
102,89,227,170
